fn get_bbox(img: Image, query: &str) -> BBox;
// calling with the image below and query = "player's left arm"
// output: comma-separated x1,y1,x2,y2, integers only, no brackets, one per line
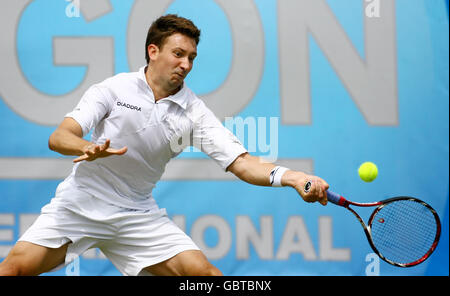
227,152,329,205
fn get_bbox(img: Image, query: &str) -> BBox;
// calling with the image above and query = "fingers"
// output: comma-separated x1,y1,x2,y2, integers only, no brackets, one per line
73,140,127,163
302,178,328,206
101,139,128,155
321,180,330,205
106,146,128,155
318,179,328,206
100,139,111,151
73,154,92,163
73,154,88,163
73,143,96,163
319,192,327,206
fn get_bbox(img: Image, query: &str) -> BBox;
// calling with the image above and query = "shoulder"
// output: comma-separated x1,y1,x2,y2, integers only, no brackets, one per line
182,89,212,122
87,71,140,101
182,89,224,128
184,88,212,115
98,71,138,91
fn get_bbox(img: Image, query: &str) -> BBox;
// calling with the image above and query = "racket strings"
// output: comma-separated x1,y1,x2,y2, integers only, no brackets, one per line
370,200,437,265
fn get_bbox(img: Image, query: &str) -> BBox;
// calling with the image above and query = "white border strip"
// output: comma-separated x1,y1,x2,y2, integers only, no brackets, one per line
0,158,313,180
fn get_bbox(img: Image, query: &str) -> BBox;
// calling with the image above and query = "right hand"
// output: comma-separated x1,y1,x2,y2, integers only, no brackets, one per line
283,171,329,206
73,139,128,163
299,176,329,206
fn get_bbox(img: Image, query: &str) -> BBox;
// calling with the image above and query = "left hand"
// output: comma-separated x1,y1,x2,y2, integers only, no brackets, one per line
73,139,128,163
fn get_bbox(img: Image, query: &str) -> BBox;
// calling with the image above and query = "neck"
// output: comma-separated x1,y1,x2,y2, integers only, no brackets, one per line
145,66,181,101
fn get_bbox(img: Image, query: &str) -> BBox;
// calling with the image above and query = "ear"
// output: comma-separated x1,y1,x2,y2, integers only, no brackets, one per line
147,44,159,62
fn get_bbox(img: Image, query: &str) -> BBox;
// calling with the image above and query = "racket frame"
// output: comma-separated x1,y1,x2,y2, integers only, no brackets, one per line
330,194,441,268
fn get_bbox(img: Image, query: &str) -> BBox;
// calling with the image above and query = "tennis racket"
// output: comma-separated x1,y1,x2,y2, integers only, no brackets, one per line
320,187,441,267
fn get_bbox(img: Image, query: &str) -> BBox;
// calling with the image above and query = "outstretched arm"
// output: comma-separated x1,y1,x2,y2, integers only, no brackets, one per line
48,117,127,163
227,152,329,205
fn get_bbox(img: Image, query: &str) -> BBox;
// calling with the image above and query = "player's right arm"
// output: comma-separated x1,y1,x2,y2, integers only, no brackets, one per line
48,117,90,156
48,116,127,163
49,85,128,163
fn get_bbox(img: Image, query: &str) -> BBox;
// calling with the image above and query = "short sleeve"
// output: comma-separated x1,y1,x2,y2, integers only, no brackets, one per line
64,86,113,137
191,102,247,171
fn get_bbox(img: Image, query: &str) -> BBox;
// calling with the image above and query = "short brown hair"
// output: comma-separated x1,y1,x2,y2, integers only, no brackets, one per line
145,14,201,64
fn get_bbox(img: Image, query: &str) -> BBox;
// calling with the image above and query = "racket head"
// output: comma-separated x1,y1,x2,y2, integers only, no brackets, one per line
366,197,441,267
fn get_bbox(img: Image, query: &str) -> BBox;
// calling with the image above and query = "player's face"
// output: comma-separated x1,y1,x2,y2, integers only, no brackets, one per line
149,33,197,90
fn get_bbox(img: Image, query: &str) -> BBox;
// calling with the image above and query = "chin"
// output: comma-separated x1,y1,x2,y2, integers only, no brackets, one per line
169,80,183,90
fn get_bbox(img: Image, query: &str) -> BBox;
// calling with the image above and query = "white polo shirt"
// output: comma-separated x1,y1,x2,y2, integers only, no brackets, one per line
62,66,247,210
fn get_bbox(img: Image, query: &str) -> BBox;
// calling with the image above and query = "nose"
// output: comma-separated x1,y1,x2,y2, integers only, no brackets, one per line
179,56,191,72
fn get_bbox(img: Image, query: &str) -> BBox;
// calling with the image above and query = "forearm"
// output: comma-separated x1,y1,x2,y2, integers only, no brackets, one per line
48,118,91,156
228,152,329,205
232,158,275,186
228,153,304,187
48,128,91,156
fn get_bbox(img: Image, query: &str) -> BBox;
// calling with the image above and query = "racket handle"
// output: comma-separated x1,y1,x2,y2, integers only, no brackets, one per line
326,190,346,206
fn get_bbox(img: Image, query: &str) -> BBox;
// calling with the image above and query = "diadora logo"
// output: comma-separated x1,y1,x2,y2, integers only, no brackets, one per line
117,101,141,112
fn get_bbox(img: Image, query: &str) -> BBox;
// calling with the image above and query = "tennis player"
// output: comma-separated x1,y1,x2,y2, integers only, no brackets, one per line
0,14,329,276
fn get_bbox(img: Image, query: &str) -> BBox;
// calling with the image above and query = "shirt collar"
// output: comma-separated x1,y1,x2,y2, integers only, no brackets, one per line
138,66,189,110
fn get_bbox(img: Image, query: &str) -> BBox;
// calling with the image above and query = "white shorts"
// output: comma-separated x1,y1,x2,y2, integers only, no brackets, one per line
18,185,200,276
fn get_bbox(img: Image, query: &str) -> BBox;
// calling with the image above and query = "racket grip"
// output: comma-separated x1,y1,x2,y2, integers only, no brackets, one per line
326,190,346,206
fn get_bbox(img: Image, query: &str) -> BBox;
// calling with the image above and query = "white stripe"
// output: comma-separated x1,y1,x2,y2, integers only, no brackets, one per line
0,214,14,225
0,230,13,241
0,158,73,179
0,158,313,180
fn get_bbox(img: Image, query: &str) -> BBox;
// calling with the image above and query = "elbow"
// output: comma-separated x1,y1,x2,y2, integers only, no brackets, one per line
48,132,57,152
227,153,250,178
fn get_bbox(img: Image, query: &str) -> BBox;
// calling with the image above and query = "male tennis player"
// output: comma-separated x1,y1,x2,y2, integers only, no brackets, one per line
0,14,328,276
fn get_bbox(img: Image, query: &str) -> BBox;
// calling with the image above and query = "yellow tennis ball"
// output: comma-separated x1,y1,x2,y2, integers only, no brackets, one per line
358,162,378,182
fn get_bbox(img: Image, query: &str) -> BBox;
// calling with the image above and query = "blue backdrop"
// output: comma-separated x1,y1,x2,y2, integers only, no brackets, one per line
0,0,448,276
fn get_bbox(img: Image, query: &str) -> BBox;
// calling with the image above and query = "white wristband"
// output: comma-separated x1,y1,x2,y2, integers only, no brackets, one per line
269,166,289,187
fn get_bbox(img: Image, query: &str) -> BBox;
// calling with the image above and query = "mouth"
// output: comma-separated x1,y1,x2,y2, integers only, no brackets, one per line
173,72,185,79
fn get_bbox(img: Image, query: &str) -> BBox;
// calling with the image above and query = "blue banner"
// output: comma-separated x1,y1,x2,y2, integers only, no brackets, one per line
0,0,448,276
